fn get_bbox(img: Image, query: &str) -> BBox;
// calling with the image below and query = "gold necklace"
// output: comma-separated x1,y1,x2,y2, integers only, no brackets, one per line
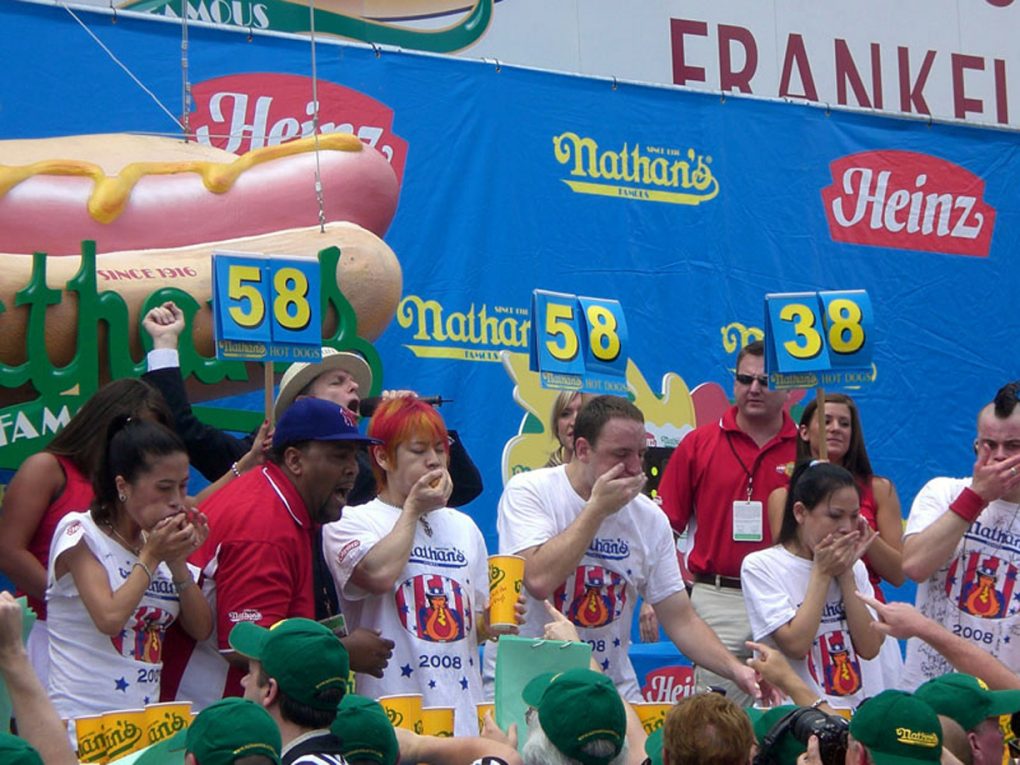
104,521,141,556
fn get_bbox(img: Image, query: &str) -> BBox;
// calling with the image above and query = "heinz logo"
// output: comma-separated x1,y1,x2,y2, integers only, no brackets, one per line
190,73,407,182
821,150,995,257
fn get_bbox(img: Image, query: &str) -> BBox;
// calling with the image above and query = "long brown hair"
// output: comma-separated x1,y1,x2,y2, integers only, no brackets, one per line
796,392,873,480
46,378,172,480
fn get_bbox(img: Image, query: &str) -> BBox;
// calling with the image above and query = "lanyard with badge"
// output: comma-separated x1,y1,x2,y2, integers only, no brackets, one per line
725,433,765,542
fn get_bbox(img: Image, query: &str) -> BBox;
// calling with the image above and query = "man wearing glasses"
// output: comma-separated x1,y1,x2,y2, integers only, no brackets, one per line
659,339,796,704
900,380,1020,689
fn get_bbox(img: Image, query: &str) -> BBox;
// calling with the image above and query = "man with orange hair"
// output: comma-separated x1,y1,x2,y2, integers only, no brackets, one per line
323,396,490,736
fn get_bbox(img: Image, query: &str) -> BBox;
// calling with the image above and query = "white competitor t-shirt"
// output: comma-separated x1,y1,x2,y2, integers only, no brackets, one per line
741,545,883,711
486,465,685,701
902,476,1020,689
323,498,489,737
47,511,182,719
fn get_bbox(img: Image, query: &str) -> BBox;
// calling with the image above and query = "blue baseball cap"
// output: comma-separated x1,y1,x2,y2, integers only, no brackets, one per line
272,397,381,450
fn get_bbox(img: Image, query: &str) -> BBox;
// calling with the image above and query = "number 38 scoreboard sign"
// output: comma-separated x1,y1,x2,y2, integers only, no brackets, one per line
212,252,322,363
529,289,629,394
764,290,874,390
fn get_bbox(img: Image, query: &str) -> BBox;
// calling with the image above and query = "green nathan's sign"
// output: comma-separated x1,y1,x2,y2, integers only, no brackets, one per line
0,241,379,470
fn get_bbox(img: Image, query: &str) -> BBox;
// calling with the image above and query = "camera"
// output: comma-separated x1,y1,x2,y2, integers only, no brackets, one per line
753,706,849,765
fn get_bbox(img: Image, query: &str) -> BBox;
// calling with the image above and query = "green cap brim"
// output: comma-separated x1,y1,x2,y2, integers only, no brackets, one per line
228,620,270,659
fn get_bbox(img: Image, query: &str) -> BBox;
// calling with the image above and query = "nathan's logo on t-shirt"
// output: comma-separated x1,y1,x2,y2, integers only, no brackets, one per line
555,565,627,629
821,150,995,257
948,551,1020,620
409,544,468,568
228,608,263,624
586,537,630,561
335,539,361,564
111,605,173,664
65,520,81,536
395,573,472,643
814,630,861,698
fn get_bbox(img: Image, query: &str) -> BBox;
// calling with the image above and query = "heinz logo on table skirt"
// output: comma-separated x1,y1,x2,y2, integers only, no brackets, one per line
821,150,995,257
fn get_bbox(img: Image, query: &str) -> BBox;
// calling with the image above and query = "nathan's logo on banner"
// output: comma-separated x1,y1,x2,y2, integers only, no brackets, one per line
821,150,995,257
190,73,408,181
396,295,531,363
552,132,719,205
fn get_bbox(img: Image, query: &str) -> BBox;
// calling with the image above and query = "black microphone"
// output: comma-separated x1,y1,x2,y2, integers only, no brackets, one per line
358,395,451,417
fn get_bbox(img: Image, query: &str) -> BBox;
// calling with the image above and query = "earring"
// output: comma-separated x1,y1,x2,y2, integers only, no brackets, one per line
118,493,126,503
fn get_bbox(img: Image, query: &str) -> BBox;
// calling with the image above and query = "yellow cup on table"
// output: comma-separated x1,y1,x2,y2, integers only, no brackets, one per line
632,701,674,735
378,694,424,734
476,702,495,734
421,706,455,737
101,708,147,760
488,554,525,634
75,714,108,764
143,700,192,746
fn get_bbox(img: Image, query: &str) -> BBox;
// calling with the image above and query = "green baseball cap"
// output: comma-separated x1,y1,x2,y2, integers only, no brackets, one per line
136,698,282,765
751,705,806,765
915,672,1020,732
331,694,399,765
0,734,43,765
522,669,626,765
643,726,664,765
229,618,350,711
850,690,941,765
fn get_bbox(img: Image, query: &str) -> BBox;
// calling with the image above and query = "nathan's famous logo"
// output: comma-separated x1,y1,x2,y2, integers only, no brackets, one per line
948,551,1020,619
397,295,531,363
190,74,408,180
552,132,719,205
555,565,627,629
821,150,996,257
396,574,471,643
120,0,493,54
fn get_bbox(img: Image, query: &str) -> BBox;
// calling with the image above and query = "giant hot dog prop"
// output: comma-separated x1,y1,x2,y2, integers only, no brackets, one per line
0,132,403,406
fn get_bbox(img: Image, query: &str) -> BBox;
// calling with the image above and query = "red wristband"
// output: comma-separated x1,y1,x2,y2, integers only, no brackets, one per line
949,487,987,524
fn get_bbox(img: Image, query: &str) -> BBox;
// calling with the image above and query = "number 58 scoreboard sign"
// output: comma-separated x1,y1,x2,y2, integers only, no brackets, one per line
529,290,629,394
764,290,874,390
212,252,322,363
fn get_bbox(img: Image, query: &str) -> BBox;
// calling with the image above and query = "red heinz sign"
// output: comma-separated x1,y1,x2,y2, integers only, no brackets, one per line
821,150,995,257
190,73,407,183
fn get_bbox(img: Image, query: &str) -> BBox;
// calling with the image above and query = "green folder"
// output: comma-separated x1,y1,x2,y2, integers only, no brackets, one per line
494,635,592,752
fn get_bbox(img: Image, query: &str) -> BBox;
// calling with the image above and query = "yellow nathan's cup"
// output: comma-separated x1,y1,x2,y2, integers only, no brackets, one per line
421,706,455,737
378,694,424,734
632,702,674,735
74,714,108,764
488,554,525,633
101,708,147,760
476,702,495,734
143,700,192,746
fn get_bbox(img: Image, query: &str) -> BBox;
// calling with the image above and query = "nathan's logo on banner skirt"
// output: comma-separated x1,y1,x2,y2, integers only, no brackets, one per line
821,150,996,257
552,132,719,205
191,73,408,181
397,295,530,363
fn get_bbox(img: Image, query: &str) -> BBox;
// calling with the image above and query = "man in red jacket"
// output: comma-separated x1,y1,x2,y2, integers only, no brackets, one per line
659,340,796,704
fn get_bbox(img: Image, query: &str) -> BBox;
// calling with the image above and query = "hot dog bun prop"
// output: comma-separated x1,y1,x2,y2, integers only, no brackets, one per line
0,133,402,406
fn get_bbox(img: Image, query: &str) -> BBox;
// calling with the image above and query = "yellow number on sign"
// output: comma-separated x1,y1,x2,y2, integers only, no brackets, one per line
587,305,620,362
227,265,265,329
827,298,865,354
273,267,311,331
778,303,823,360
545,302,579,361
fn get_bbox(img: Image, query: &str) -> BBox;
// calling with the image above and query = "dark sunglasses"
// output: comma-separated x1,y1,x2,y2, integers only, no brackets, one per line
735,373,769,387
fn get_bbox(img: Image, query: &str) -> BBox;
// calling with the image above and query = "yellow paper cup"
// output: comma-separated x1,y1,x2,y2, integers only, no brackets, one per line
144,700,192,746
476,702,495,734
632,701,673,735
101,708,147,760
421,706,455,737
488,554,525,633
75,714,108,764
378,694,424,734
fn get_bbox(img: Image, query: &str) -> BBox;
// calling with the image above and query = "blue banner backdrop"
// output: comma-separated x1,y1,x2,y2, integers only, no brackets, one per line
3,3,1019,581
